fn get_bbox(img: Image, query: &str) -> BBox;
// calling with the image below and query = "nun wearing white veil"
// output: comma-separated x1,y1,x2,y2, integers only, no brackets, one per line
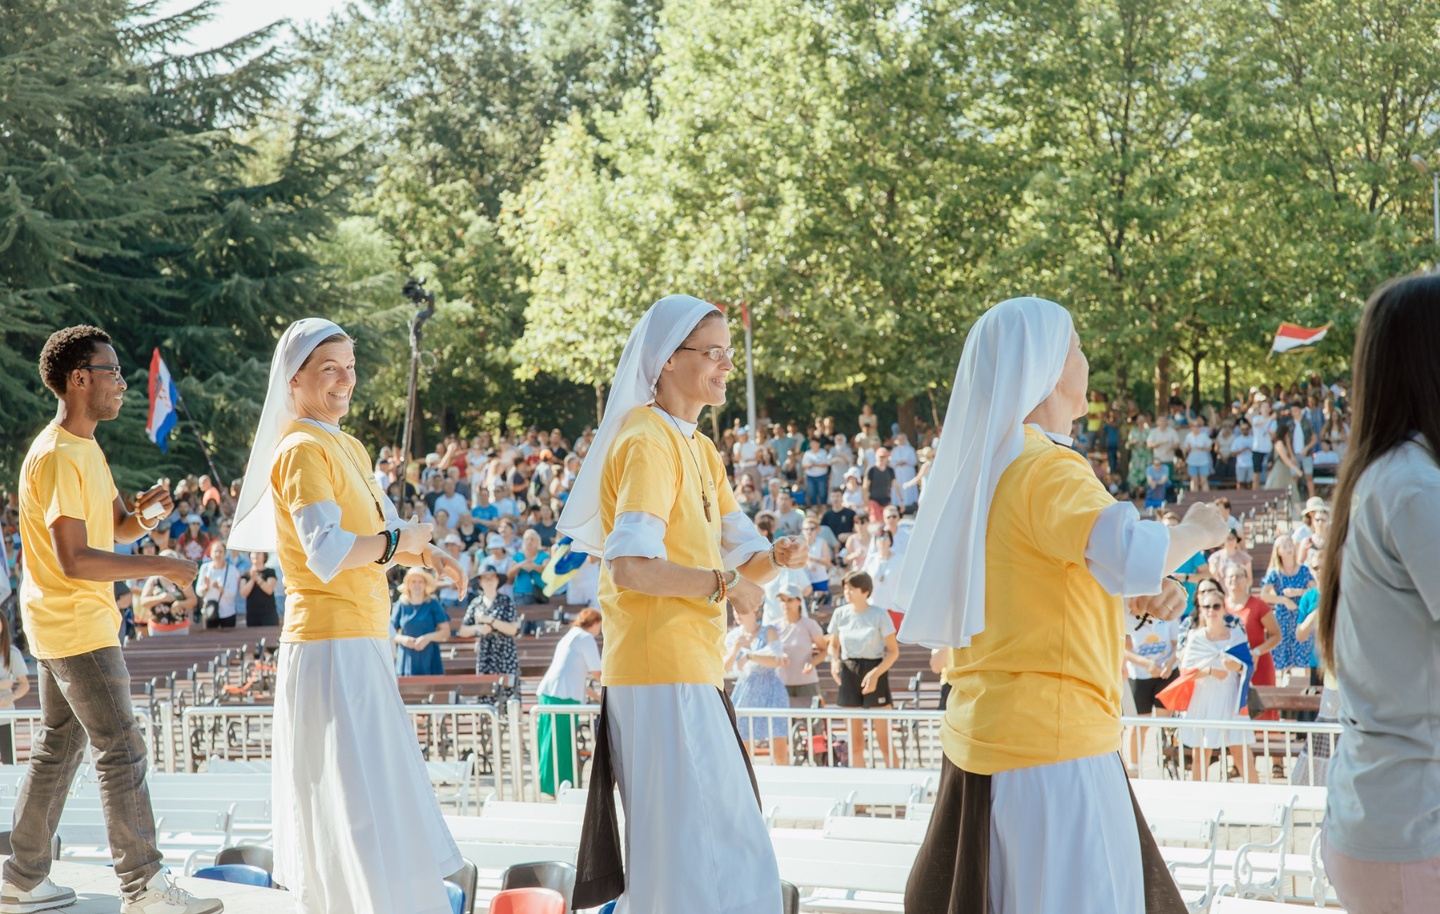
229,319,465,914
558,295,807,914
893,298,1227,914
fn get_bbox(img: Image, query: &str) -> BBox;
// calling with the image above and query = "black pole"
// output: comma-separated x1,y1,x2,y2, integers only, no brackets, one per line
401,278,436,468
173,394,225,484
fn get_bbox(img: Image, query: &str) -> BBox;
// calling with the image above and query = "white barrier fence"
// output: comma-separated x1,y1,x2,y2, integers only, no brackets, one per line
178,702,512,796
0,697,1337,806
526,703,1344,800
0,708,156,767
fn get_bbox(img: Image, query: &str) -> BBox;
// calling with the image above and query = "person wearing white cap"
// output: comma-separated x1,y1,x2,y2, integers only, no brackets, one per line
228,319,466,914
1292,496,1328,545
435,533,471,607
558,295,807,914
894,297,1228,914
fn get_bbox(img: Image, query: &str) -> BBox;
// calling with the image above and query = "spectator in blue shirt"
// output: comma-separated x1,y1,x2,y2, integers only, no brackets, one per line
470,487,500,529
509,529,550,606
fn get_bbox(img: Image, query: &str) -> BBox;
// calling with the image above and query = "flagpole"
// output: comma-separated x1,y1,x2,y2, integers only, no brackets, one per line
172,394,225,484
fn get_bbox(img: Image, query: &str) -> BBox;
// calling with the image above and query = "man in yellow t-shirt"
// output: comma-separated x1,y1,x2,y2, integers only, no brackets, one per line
4,326,222,914
893,299,1226,914
559,295,807,914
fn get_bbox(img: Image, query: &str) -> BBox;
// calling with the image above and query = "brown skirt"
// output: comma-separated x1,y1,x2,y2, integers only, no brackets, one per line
904,755,1187,914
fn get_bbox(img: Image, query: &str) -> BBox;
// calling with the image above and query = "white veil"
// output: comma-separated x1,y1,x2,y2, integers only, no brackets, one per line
557,294,720,555
228,318,347,553
894,297,1075,649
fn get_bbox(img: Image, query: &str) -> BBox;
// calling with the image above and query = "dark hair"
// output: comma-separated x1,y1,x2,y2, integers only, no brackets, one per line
297,332,351,371
842,570,874,595
38,325,112,396
0,610,11,673
1319,274,1440,671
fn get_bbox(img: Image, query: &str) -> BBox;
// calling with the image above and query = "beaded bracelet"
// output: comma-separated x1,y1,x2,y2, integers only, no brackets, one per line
375,528,400,565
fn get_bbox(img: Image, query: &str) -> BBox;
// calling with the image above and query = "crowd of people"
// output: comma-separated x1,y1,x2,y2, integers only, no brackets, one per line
0,374,1351,774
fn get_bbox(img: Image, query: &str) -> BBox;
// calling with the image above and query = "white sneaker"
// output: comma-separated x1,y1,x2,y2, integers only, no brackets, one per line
120,871,223,914
0,877,76,913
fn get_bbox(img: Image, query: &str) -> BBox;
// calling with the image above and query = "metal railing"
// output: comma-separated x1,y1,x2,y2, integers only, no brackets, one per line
178,702,510,796
0,707,155,768
524,702,1343,800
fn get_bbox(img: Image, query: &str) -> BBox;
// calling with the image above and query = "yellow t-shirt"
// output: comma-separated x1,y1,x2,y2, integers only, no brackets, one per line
598,408,739,688
1087,399,1105,433
271,422,391,642
941,425,1123,774
17,423,121,660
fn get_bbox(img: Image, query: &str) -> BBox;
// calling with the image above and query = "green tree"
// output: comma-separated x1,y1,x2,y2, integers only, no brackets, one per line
507,0,1022,428
0,0,348,486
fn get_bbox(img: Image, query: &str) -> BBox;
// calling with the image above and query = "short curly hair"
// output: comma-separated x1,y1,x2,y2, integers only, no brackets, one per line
38,325,112,396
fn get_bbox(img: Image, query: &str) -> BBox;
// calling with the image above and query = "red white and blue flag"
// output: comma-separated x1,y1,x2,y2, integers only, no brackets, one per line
146,348,180,453
1270,322,1330,354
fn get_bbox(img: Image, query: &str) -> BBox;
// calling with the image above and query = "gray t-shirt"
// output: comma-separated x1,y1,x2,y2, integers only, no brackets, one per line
1326,436,1440,861
830,603,896,661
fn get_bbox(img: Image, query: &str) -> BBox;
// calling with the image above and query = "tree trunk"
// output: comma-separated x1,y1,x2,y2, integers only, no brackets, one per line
1223,361,1233,408
595,382,606,426
898,397,918,442
1190,350,1204,411
1153,353,1170,418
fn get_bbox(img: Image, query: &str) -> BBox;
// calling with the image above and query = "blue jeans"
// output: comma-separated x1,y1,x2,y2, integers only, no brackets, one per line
804,475,829,508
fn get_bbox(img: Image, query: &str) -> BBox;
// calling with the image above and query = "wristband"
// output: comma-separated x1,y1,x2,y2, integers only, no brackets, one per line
376,528,400,565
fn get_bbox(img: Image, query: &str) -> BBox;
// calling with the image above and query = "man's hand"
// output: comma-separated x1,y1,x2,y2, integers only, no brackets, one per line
1182,501,1229,548
162,557,198,588
729,577,765,617
1127,577,1187,622
771,536,807,569
134,484,174,523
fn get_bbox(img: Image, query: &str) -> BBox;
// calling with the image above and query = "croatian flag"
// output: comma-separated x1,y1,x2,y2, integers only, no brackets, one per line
1270,322,1330,354
146,348,180,453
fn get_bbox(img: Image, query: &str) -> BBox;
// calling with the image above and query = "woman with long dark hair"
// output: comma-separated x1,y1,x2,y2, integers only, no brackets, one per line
1317,273,1440,913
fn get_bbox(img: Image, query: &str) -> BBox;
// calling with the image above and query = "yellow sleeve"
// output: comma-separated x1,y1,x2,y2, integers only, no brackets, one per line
1026,450,1115,566
611,432,680,519
37,451,89,527
272,439,337,513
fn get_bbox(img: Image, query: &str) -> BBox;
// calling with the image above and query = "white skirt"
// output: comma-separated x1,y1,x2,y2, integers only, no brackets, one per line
273,637,463,914
989,752,1143,914
607,684,782,914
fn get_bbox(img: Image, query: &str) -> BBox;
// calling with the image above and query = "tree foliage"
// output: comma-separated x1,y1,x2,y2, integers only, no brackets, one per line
6,0,1440,484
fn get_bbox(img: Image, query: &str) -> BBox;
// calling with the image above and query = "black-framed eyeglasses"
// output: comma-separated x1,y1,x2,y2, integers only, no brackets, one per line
1200,602,1225,610
677,345,736,362
80,363,124,380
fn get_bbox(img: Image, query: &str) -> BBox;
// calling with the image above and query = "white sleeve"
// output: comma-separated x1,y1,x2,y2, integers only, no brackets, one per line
1084,501,1170,597
292,501,358,584
582,634,602,673
381,493,403,529
721,511,772,570
603,512,668,564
